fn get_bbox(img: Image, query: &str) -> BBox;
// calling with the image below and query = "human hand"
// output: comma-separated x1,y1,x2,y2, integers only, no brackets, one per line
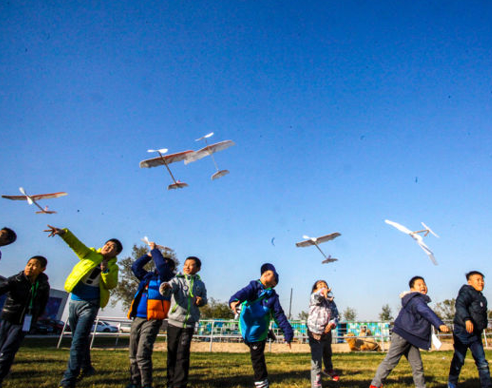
230,300,240,314
100,259,109,272
149,242,156,250
439,325,450,333
159,282,170,295
44,225,65,237
195,296,203,306
465,320,474,333
321,288,332,299
324,322,335,333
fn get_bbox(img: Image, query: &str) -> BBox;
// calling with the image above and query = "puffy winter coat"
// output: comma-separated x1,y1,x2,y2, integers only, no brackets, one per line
454,284,488,333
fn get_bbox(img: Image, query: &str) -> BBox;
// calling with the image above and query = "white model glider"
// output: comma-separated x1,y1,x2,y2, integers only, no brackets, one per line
140,148,194,190
384,220,439,265
2,187,67,214
184,132,235,180
141,236,170,251
296,233,341,264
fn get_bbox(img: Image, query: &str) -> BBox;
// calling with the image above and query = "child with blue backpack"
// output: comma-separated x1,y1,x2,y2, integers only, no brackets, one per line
229,263,293,388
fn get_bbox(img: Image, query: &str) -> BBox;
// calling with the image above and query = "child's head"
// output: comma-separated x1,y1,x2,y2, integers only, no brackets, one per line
164,257,177,272
100,238,123,258
409,276,427,295
24,256,47,280
0,227,17,247
260,263,278,288
311,280,329,293
466,271,485,292
183,256,201,275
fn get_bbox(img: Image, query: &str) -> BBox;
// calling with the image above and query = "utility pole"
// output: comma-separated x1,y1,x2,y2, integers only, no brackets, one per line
288,288,293,319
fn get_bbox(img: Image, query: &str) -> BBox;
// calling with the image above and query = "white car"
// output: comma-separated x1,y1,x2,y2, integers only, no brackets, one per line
92,321,118,333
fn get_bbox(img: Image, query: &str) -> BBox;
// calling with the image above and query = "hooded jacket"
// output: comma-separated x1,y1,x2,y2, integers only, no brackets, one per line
454,284,488,333
0,271,50,326
127,248,175,320
392,291,444,350
62,229,118,308
161,273,207,328
229,280,294,343
307,288,339,335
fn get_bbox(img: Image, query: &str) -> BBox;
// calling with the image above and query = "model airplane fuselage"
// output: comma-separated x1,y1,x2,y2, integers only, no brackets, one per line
2,187,67,214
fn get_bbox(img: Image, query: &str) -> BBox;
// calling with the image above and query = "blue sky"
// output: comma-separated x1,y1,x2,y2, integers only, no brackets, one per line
1,0,491,320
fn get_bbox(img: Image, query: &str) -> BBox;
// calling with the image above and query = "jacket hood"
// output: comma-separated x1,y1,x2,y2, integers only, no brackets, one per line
401,291,431,308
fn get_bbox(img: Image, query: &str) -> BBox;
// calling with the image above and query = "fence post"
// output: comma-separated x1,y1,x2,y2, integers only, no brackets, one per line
209,320,215,352
57,320,69,349
90,317,100,349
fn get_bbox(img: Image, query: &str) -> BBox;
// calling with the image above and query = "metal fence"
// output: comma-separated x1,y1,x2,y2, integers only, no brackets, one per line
56,317,492,352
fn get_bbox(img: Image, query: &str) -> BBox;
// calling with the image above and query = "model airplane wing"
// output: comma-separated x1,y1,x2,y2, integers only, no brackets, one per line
416,240,438,265
139,150,194,168
2,192,67,201
296,232,340,247
184,140,235,164
385,219,413,235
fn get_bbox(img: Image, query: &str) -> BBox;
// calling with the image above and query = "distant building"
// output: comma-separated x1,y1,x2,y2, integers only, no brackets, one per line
0,275,69,320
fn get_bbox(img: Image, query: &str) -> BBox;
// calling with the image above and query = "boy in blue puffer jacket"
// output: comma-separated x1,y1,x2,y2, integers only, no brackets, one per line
229,263,293,388
370,276,450,388
126,241,176,388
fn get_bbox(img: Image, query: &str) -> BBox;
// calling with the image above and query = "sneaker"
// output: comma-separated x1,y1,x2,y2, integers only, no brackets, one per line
369,385,382,388
322,369,340,382
447,383,457,388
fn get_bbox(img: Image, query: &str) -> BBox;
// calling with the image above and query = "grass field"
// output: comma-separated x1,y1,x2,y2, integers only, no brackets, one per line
2,341,489,388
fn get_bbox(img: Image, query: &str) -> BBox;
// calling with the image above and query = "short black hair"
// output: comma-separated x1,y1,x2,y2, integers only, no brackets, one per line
164,257,176,271
409,276,425,289
466,271,485,280
1,227,17,245
185,256,201,269
311,280,328,293
105,238,123,255
29,255,48,268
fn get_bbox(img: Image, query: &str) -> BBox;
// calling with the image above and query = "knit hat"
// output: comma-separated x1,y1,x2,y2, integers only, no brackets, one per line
261,263,279,285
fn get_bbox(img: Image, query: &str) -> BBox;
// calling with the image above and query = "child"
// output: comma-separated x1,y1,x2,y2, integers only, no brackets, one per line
307,280,340,387
370,276,449,388
159,256,207,388
0,227,17,261
448,271,491,388
229,263,293,388
126,241,176,388
0,256,50,387
45,225,122,388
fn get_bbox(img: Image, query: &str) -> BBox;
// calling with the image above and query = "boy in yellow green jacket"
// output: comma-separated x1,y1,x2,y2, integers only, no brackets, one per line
45,225,122,388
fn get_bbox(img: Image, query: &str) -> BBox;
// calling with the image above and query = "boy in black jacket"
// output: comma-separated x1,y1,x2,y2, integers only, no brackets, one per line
0,256,50,387
448,271,491,388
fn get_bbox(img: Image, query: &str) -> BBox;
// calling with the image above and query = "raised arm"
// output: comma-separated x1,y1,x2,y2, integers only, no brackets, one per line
150,248,175,281
272,296,294,343
132,253,152,280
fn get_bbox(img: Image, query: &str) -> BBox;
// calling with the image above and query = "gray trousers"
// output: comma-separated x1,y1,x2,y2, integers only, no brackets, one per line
308,331,333,388
371,332,425,388
129,317,162,387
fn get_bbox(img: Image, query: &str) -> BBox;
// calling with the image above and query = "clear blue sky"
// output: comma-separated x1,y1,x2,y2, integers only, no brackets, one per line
1,0,491,320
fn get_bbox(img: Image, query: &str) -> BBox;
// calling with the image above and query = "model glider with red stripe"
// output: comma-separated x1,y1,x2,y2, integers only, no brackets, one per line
139,148,194,190
296,233,341,264
2,187,67,214
185,132,235,180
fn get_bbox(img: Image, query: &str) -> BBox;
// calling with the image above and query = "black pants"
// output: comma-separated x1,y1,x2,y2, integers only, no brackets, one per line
167,324,194,388
0,320,26,385
247,340,268,383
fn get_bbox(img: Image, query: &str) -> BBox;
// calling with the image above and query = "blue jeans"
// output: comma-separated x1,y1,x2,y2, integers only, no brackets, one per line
449,325,492,388
0,320,26,385
60,299,99,387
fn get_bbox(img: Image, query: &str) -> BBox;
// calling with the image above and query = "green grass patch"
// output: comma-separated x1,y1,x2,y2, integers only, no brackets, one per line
3,345,489,387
